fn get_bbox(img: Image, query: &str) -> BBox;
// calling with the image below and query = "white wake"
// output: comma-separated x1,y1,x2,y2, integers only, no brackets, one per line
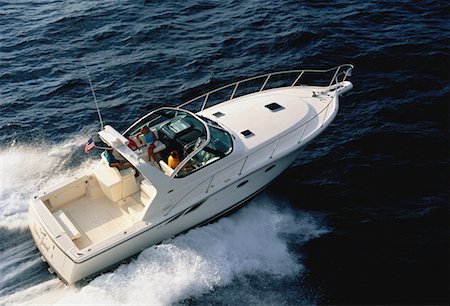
0,136,97,230
1,198,327,305
0,137,328,305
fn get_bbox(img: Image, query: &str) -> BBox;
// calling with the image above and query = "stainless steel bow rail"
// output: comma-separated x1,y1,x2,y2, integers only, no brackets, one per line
177,64,354,113
162,64,354,212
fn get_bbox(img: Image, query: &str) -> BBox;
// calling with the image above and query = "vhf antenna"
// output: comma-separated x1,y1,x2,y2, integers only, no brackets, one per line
83,59,104,130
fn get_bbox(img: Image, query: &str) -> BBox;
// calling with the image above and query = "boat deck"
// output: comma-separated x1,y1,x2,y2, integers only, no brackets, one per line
60,194,134,249
199,86,334,149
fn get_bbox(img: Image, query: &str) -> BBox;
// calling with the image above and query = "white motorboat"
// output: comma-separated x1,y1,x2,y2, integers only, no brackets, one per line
28,64,353,284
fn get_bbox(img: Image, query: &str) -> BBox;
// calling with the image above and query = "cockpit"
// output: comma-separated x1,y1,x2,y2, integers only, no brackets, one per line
123,108,233,178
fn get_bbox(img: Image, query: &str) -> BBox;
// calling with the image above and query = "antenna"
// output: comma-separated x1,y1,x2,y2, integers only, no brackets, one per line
83,60,104,130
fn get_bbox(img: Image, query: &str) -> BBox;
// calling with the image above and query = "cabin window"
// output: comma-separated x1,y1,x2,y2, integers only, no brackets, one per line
176,126,233,178
208,126,233,156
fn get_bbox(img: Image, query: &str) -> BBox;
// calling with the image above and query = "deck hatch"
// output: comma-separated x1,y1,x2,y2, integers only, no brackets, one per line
213,111,225,118
241,129,254,138
265,102,284,112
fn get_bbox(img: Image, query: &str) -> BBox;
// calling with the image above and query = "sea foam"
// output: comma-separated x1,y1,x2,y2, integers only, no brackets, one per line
0,135,327,305
0,136,96,230
1,197,327,305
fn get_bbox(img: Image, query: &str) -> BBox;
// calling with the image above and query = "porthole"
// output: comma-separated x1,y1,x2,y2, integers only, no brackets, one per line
184,200,206,215
265,164,276,172
237,180,249,188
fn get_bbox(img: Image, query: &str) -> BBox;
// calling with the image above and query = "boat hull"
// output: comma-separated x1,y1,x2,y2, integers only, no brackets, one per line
28,148,301,284
28,66,353,284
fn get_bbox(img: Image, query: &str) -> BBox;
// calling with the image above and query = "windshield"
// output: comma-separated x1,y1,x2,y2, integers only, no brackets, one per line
175,125,233,178
121,107,232,178
124,108,179,137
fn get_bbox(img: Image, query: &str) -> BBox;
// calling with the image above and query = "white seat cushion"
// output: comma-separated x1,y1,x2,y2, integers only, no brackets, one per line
153,140,166,153
159,160,174,176
54,210,80,240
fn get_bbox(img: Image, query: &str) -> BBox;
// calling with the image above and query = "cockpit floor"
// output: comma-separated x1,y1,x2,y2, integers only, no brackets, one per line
61,194,134,249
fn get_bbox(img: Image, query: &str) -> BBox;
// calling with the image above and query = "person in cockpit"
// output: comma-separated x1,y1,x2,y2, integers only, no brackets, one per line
137,125,157,163
168,150,180,169
104,149,131,170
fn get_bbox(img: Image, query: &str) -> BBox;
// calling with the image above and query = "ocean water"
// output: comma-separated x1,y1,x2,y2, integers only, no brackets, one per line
0,0,448,304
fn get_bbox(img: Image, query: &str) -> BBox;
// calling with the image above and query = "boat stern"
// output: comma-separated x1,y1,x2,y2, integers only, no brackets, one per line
28,188,84,284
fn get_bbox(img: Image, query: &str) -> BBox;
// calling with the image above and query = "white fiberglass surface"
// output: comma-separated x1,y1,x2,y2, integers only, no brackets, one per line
0,128,327,305
1,196,328,305
200,88,315,149
61,194,133,249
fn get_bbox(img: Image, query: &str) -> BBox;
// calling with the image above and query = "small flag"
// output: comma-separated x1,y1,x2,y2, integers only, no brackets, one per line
84,138,95,153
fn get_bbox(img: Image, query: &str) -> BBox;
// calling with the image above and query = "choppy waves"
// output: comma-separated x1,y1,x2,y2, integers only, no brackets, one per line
0,134,97,230
0,136,327,304
1,190,327,305
0,0,448,304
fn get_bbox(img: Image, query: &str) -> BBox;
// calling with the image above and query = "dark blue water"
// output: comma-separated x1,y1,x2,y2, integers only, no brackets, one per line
0,0,448,304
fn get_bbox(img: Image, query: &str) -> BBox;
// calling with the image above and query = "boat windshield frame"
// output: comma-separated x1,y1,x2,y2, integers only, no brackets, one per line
122,107,214,179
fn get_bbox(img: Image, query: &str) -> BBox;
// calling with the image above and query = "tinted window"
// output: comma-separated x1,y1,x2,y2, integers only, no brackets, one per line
176,126,233,178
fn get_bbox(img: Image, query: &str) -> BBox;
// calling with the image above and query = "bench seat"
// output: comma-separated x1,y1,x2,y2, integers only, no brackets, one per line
54,210,81,240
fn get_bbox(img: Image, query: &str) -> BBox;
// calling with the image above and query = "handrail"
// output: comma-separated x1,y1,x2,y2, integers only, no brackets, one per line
170,65,353,181
177,64,353,112
162,69,353,214
120,64,352,185
227,79,352,175
123,65,352,135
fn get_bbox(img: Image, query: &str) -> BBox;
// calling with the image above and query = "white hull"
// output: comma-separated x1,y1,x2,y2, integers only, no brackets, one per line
29,149,299,283
28,65,353,284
